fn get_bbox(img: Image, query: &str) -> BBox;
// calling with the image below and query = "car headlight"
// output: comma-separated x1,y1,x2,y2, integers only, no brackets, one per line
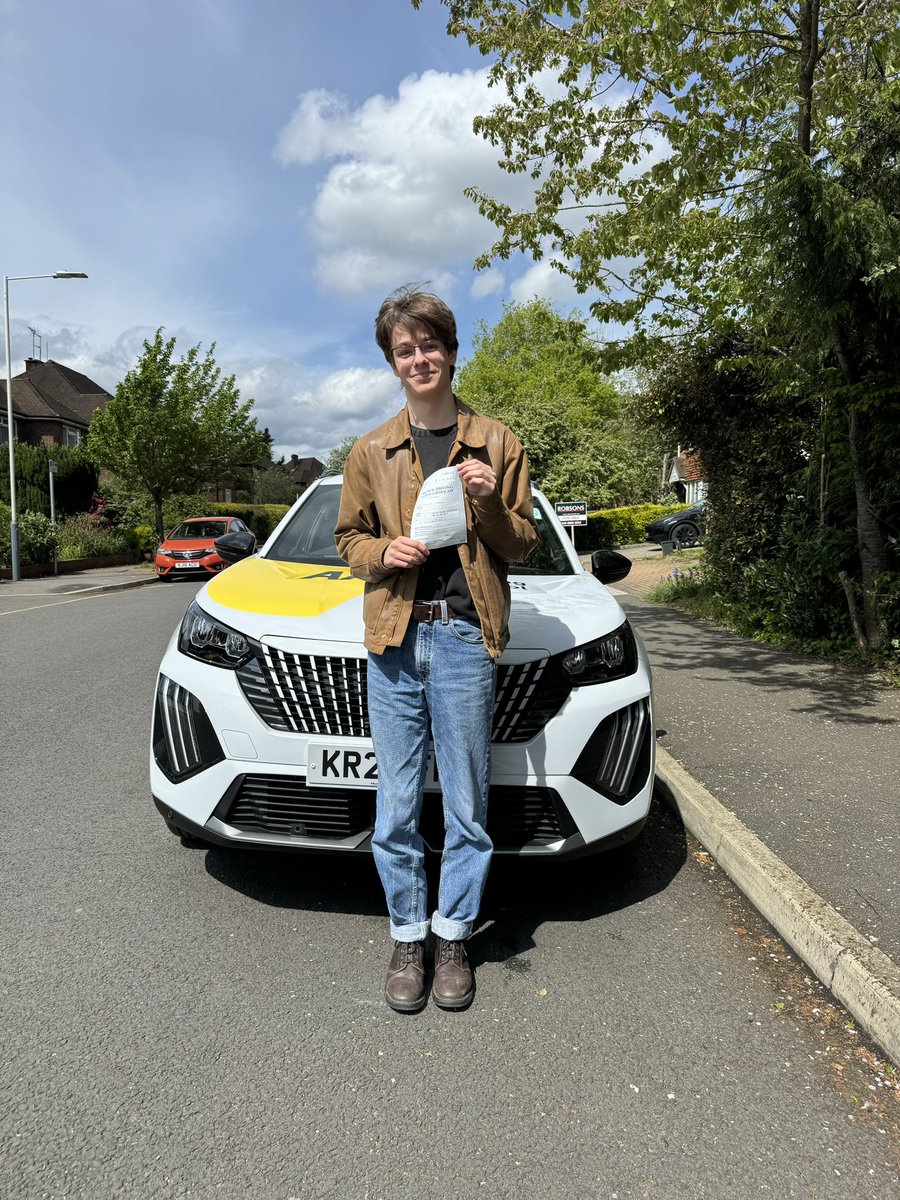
561,621,637,684
178,599,257,669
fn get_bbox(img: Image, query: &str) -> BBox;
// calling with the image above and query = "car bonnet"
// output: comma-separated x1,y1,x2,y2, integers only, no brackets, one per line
194,554,628,656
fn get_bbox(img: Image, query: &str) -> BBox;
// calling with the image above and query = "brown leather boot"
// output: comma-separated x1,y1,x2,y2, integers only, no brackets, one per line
384,940,427,1012
432,937,475,1009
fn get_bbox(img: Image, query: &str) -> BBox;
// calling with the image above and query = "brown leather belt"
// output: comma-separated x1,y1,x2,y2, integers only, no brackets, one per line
411,600,457,623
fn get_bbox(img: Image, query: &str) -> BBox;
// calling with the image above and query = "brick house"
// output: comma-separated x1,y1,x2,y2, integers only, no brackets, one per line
1,358,112,448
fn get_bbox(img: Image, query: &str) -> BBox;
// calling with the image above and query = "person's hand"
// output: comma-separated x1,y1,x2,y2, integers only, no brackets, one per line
457,458,496,498
383,536,429,570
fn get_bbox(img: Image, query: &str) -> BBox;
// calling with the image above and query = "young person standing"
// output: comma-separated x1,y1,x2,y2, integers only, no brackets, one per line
335,287,537,1012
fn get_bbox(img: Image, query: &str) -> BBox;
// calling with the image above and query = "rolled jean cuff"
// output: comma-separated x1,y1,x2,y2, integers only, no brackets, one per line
432,912,472,941
390,919,430,943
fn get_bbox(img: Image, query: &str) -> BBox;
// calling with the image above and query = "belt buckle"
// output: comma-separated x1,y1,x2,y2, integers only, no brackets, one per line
415,600,445,623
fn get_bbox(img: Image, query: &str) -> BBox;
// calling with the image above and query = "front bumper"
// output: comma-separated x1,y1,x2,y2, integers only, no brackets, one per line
150,636,655,859
156,557,225,578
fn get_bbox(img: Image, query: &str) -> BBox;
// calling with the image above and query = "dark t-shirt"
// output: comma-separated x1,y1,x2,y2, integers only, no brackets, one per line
410,423,479,625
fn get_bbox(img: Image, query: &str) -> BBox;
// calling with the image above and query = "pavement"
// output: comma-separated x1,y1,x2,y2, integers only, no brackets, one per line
4,550,899,1066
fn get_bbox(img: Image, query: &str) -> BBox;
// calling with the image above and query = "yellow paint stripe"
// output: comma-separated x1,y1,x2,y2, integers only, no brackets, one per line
207,556,364,616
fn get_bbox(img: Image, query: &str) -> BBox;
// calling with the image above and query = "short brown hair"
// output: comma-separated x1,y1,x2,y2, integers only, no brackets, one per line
374,285,459,364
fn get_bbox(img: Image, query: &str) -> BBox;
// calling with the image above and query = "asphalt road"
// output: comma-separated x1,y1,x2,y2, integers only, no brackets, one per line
1,582,898,1199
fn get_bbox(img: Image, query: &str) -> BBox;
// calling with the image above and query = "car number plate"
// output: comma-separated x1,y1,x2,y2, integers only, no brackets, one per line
306,740,439,790
175,561,200,568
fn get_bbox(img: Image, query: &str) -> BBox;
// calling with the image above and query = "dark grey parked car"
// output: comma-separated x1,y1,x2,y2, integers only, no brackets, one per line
645,503,706,548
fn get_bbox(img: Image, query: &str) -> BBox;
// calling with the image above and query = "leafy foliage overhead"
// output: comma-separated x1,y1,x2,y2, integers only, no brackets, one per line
416,0,900,355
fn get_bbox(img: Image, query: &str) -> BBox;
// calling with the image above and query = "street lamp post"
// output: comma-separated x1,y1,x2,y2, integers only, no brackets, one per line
4,271,88,581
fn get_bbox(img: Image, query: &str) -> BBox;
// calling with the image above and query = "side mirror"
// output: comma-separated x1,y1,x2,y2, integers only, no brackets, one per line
214,530,257,564
591,547,632,585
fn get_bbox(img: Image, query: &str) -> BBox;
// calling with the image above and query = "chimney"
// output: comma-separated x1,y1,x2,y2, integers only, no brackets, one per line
24,357,41,372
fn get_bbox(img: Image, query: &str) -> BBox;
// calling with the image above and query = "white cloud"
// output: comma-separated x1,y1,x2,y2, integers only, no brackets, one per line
470,269,504,299
508,259,585,309
234,358,402,462
276,69,538,296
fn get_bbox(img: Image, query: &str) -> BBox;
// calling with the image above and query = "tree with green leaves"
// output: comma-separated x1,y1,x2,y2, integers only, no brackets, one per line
322,435,359,476
417,0,900,648
255,462,299,505
455,298,661,507
88,329,269,537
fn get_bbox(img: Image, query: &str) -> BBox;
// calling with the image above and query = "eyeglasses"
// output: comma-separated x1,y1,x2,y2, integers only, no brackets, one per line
390,338,445,362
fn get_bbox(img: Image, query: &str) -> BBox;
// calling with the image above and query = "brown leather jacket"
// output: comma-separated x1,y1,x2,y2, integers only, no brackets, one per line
335,399,538,659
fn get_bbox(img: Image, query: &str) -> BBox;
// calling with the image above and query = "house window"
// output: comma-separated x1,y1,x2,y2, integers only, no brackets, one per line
0,420,8,446
63,426,81,447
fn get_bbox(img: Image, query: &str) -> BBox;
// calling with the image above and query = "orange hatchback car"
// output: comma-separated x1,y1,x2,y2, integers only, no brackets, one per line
155,516,255,581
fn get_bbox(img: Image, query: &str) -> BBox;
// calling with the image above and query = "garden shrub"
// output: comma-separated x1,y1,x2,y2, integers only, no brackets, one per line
123,525,159,555
18,511,59,565
0,502,11,565
57,513,130,560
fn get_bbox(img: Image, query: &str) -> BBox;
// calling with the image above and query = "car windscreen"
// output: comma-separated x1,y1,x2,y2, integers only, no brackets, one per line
168,521,228,540
511,496,575,576
265,483,575,576
267,484,345,566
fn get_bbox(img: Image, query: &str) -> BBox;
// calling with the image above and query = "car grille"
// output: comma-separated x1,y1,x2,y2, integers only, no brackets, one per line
421,786,575,849
218,775,374,838
236,652,572,743
169,549,208,560
217,775,574,848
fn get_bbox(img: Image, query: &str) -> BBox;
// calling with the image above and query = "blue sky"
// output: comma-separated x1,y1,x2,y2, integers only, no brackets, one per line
2,0,586,461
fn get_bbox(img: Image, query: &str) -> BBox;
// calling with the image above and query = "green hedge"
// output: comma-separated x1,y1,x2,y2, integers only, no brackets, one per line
204,502,291,543
582,503,690,549
0,443,98,516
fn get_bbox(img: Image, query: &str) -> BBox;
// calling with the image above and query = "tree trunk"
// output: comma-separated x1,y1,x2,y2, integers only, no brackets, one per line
154,494,165,541
847,404,890,649
796,1,820,156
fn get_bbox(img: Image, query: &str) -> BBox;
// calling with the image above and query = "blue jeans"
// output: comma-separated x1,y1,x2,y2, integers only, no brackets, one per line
367,613,495,942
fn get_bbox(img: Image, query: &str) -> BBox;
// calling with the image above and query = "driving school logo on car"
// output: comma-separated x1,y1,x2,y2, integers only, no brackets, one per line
207,556,363,616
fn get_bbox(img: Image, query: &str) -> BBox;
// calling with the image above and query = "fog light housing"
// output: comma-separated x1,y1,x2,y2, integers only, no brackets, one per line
153,675,224,781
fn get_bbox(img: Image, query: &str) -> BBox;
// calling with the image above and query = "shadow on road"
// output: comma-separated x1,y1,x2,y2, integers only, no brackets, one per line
201,794,687,966
626,600,899,727
470,796,686,970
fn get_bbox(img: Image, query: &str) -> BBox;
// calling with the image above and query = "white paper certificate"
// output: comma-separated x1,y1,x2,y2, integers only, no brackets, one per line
410,467,468,549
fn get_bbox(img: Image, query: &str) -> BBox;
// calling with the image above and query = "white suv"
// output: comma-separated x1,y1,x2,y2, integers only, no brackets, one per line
151,479,655,858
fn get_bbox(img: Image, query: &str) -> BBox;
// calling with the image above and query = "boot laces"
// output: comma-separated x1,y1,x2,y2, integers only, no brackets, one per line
397,940,420,968
438,938,463,966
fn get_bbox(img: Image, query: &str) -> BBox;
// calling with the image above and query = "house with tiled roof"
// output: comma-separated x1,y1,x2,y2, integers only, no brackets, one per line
285,454,324,494
667,447,707,505
1,358,112,448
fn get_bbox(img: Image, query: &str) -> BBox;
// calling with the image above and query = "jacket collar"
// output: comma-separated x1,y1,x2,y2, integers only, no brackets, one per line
379,397,487,452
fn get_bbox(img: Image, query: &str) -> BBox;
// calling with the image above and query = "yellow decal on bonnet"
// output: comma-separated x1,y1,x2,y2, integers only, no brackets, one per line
207,557,363,616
